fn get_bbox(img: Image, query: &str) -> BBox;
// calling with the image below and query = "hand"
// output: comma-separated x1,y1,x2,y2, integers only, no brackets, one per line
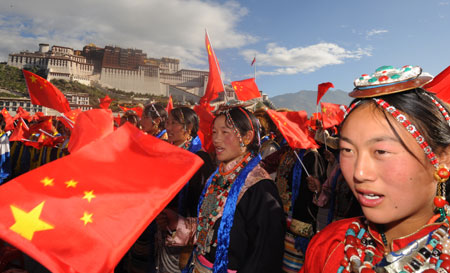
323,149,335,164
306,176,321,194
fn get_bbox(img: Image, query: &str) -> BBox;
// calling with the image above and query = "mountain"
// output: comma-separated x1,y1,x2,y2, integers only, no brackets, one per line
269,89,353,115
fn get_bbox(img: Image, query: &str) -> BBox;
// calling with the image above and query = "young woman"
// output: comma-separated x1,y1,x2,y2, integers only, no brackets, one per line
160,106,285,273
157,107,215,273
300,65,450,273
141,103,168,140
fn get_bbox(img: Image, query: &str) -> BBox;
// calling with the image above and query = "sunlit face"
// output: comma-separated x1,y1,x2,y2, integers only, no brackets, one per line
141,115,159,135
166,113,189,146
339,103,437,225
212,115,247,163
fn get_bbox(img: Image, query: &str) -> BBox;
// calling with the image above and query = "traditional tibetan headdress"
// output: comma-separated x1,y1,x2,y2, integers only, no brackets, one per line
214,102,260,148
344,65,450,215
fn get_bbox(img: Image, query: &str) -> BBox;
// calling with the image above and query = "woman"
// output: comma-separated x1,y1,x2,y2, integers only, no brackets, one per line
300,65,450,273
141,103,168,139
157,107,215,273
161,106,285,273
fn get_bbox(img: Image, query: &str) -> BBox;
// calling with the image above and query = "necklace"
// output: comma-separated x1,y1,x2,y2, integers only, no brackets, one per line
338,217,450,273
196,152,253,255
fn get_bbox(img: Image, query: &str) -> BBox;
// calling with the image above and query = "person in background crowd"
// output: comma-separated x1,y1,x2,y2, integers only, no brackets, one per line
141,103,168,140
158,106,285,273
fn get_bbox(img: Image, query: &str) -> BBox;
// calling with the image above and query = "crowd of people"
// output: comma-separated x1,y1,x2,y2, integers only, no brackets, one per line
2,64,450,273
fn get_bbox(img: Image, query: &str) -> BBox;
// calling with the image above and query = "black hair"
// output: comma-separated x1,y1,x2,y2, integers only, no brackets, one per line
215,107,261,155
170,107,199,137
143,103,168,130
341,88,450,160
120,110,140,128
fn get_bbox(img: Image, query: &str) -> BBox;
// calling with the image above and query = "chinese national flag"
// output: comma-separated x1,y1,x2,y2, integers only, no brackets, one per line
28,116,54,136
9,118,29,142
193,103,215,153
57,109,82,131
316,82,334,105
267,109,318,149
14,106,32,122
119,105,143,118
199,31,224,104
22,70,71,113
166,95,174,114
231,78,261,101
320,102,347,129
68,109,114,154
0,123,204,273
1,108,15,131
251,57,256,66
99,95,113,110
424,65,450,103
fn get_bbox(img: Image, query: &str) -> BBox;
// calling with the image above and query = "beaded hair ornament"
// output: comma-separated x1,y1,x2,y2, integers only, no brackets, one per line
215,104,258,148
345,65,450,214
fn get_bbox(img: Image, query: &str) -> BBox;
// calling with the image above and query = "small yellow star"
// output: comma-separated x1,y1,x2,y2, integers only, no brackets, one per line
65,179,78,188
80,212,93,225
82,190,96,203
40,177,54,187
322,107,327,113
30,75,37,83
9,201,54,240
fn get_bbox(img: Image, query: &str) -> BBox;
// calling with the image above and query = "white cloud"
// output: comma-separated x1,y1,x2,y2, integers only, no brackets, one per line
0,0,256,67
366,29,388,38
240,43,371,76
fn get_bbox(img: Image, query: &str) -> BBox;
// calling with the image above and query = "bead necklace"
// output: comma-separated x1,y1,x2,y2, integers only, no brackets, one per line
178,137,192,151
196,153,252,255
337,217,450,273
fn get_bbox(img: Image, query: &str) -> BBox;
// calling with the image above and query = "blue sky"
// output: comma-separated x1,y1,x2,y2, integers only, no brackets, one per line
1,0,449,97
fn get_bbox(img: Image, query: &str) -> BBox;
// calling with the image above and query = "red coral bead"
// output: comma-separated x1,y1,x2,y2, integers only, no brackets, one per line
434,196,447,208
440,260,450,271
340,259,349,267
437,244,444,251
438,167,450,179
441,253,450,260
360,268,375,273
422,269,437,273
346,235,356,245
346,247,358,259
379,75,389,81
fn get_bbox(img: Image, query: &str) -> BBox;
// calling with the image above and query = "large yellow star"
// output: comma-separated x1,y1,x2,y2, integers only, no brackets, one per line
9,201,54,240
80,212,93,226
30,75,37,83
65,179,78,188
40,177,54,187
83,190,96,203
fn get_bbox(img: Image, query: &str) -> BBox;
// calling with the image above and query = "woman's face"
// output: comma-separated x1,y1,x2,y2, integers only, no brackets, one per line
141,114,159,135
339,103,437,226
212,115,247,163
166,113,189,145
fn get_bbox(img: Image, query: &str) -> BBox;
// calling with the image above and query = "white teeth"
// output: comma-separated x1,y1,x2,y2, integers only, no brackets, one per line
364,194,380,200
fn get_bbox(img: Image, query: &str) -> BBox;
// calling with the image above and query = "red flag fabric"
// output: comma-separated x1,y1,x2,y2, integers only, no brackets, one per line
231,78,261,101
0,123,203,273
22,70,71,113
14,106,32,122
57,109,82,132
267,109,318,149
119,105,143,118
193,103,215,153
166,95,174,114
28,116,54,136
9,118,29,142
424,66,450,103
251,57,256,66
68,109,114,154
99,95,113,110
316,82,334,105
320,102,347,129
199,31,224,104
1,108,15,131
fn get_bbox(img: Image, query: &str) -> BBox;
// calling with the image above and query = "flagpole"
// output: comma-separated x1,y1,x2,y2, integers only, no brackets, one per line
293,150,311,177
254,55,256,80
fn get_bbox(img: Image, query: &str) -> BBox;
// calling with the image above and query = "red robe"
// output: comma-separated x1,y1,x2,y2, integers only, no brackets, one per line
300,217,442,273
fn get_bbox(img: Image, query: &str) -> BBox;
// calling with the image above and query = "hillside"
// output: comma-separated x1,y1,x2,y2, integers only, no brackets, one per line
270,89,353,114
0,64,168,110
